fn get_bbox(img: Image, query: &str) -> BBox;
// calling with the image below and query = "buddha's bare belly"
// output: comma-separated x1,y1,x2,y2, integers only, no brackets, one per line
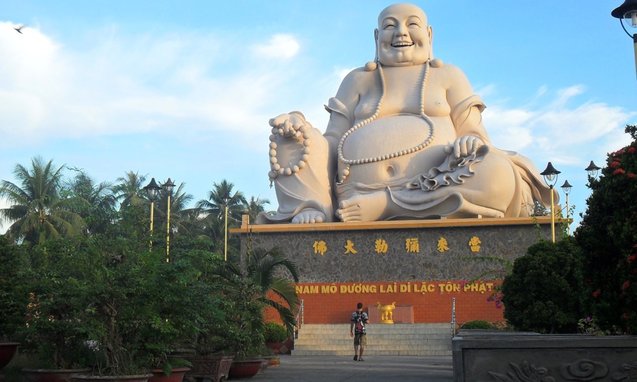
340,115,457,185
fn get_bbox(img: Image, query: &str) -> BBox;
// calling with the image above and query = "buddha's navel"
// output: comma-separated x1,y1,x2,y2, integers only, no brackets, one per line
386,165,396,178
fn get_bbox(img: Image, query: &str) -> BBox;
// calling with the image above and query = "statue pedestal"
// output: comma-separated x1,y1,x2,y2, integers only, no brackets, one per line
232,217,565,324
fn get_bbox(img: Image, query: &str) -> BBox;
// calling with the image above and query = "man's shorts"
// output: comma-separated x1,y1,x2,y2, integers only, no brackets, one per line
354,333,367,346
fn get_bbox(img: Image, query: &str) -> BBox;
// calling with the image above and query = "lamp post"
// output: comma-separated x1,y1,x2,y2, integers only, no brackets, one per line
585,160,602,179
560,180,572,234
612,0,637,77
541,162,561,243
224,199,229,262
163,178,176,263
143,178,161,251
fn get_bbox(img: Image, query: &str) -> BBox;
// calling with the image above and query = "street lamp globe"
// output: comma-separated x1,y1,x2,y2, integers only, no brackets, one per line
612,0,637,77
143,178,161,201
560,180,572,195
585,161,602,178
540,162,561,188
162,178,176,194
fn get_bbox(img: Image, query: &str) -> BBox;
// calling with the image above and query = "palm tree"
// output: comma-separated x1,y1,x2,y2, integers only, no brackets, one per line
112,171,147,209
220,247,300,333
195,180,247,258
0,157,85,244
244,196,270,224
196,180,247,226
153,181,193,235
65,169,116,234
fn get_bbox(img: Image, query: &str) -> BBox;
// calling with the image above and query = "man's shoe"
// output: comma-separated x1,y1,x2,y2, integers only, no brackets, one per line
359,358,364,361
353,355,358,361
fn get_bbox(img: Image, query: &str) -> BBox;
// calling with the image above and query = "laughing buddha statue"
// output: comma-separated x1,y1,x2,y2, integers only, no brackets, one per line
258,3,554,224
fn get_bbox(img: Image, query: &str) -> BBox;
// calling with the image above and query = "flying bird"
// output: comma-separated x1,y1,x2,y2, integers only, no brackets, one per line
14,25,24,34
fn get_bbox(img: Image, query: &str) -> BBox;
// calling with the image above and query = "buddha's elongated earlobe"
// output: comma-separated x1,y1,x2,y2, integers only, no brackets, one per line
366,28,380,71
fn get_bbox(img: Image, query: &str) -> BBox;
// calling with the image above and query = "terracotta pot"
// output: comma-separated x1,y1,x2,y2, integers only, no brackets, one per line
228,359,263,379
23,368,91,382
70,374,152,382
0,342,19,370
148,367,190,382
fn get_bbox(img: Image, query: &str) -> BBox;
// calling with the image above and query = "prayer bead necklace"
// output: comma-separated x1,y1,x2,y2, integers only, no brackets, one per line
336,61,435,183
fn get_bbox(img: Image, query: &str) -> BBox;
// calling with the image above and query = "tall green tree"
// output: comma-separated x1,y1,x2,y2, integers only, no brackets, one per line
575,125,637,333
0,157,85,244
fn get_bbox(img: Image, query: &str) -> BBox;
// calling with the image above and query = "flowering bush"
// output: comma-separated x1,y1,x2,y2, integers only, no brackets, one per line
575,125,637,334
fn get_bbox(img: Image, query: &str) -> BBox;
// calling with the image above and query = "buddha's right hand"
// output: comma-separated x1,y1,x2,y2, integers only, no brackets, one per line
269,111,311,140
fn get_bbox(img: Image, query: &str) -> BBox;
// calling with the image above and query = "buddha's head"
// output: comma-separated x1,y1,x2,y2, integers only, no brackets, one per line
375,3,432,67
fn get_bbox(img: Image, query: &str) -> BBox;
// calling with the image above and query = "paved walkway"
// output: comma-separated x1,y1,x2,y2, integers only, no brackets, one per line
251,355,453,382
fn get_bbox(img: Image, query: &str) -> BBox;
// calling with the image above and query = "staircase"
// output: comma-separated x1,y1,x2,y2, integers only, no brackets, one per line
292,323,452,356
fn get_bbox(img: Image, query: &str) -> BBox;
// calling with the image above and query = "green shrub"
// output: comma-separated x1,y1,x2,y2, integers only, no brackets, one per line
264,322,288,343
501,238,586,333
460,320,496,330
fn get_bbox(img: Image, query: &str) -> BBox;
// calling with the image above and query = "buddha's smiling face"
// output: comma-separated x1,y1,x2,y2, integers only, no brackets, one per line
376,4,431,67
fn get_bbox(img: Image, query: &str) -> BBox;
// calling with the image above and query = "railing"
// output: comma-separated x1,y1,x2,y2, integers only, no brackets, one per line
450,297,457,337
294,299,304,339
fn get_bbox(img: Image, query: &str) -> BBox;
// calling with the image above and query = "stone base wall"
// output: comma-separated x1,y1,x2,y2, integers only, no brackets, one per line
452,331,637,382
235,217,561,324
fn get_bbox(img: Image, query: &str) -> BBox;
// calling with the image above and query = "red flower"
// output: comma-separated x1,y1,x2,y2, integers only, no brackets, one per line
610,161,621,168
613,168,626,175
612,148,626,157
628,172,636,179
628,254,637,263
592,289,601,298
622,280,631,291
628,146,636,154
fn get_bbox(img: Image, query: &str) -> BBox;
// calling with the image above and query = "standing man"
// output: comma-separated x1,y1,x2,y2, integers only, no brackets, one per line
350,302,368,361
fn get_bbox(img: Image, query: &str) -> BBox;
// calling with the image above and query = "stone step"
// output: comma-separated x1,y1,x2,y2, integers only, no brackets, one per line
296,324,451,333
293,323,452,356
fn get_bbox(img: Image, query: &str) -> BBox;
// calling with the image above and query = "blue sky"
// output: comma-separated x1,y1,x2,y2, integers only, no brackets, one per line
1,1,636,232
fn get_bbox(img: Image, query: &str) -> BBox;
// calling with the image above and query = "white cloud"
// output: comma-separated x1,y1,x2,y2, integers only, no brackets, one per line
252,34,300,59
0,23,310,151
484,85,635,169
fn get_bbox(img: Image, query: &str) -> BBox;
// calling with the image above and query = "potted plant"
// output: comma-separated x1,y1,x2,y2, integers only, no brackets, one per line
214,247,300,379
223,282,266,380
169,249,235,382
19,238,98,381
264,322,289,355
0,235,29,372
66,234,157,381
142,249,226,382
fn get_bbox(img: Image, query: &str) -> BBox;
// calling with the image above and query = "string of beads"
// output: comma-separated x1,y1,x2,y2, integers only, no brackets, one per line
336,61,435,183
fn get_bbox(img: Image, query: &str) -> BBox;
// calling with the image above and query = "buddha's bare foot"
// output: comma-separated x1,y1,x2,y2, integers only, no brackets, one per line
336,192,389,222
291,208,326,224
